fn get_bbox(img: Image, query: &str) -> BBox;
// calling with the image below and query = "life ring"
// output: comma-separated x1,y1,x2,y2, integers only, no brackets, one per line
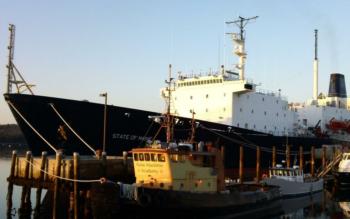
138,193,152,207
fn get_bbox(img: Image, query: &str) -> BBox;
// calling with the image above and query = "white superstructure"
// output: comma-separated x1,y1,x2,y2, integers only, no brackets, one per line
161,17,350,140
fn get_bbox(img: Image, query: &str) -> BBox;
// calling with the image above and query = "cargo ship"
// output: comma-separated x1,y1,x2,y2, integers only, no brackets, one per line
4,17,349,177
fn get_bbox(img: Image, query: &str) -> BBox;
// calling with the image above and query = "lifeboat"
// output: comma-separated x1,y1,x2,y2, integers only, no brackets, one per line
326,118,350,133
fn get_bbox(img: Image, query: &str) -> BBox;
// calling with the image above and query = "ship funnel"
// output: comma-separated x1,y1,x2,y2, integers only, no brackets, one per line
328,73,347,98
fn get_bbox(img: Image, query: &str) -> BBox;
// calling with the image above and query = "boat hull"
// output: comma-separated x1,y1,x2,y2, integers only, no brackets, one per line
262,178,324,197
4,93,338,174
334,171,350,185
122,184,282,217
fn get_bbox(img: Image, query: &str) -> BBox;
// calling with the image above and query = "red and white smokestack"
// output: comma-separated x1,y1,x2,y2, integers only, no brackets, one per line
313,29,319,100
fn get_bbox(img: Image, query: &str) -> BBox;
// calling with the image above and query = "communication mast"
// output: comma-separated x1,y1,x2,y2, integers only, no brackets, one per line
226,16,258,80
6,24,34,95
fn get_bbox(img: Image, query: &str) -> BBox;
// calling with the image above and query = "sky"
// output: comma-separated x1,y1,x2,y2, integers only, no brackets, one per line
1,0,350,124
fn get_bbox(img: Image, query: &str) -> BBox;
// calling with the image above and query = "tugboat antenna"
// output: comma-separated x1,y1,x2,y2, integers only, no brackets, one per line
165,64,174,143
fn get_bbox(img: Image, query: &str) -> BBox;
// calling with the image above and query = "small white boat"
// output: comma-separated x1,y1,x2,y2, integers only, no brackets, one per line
334,152,350,185
262,165,323,197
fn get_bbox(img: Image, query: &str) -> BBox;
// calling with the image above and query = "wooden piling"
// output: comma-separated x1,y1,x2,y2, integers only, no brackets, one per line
74,152,80,219
220,146,225,164
6,150,17,218
286,145,290,168
299,146,303,171
239,145,244,184
34,151,47,216
322,146,327,170
20,151,32,214
53,152,62,219
256,146,261,184
272,146,276,167
311,146,315,177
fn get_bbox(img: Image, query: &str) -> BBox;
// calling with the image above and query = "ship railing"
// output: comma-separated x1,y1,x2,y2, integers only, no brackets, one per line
178,70,222,80
256,88,288,101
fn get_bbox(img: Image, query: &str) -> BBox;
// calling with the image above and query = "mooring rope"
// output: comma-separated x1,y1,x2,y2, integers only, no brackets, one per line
23,157,103,183
49,103,97,156
199,124,311,155
7,101,58,154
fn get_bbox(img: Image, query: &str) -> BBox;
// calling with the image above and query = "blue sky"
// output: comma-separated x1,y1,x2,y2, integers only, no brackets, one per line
1,0,350,124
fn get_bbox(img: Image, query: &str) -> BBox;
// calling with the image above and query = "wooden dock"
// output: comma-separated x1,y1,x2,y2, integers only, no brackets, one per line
6,150,134,219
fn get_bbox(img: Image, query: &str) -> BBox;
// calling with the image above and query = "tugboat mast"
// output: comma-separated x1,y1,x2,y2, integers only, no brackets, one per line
226,16,258,80
165,64,174,143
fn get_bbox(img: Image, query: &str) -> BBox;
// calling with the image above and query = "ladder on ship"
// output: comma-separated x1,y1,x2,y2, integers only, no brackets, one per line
317,152,343,178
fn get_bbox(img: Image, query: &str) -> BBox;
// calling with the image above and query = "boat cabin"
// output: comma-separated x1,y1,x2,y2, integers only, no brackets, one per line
268,165,304,183
132,145,225,193
338,153,350,172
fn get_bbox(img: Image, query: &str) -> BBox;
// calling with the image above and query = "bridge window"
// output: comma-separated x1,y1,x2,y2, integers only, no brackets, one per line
139,153,144,161
158,154,166,162
133,153,139,161
144,153,150,161
151,153,157,161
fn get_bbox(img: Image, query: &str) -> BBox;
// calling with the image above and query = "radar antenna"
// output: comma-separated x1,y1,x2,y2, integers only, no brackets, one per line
226,16,258,80
6,24,35,95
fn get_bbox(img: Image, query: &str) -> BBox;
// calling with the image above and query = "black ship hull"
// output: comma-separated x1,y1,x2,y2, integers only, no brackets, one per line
4,93,337,176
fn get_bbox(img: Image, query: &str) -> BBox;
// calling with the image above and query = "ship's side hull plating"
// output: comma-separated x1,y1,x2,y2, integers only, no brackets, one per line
4,93,337,171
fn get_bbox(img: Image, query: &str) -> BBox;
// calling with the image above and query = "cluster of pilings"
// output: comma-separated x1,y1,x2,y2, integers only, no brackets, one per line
6,150,133,219
236,145,342,184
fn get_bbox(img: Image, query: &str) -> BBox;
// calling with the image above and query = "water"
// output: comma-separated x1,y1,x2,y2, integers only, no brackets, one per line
1,157,350,219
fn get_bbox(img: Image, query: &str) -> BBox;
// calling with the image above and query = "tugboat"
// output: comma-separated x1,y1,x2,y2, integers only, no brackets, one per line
120,65,282,217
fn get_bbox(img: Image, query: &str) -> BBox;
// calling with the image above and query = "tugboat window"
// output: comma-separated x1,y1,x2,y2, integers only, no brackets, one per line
139,153,144,161
158,154,165,162
145,153,150,161
151,153,157,161
133,154,139,161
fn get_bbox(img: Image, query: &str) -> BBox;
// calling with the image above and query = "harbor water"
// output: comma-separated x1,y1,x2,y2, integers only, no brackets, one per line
1,156,350,218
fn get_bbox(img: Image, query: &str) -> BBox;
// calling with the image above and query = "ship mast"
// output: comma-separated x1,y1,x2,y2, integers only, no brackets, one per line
226,16,258,80
313,29,319,101
7,24,16,94
6,24,34,95
165,64,174,143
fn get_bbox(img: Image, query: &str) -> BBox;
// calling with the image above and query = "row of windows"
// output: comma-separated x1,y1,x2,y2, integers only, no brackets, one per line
178,79,223,87
188,93,226,100
239,108,287,117
186,108,227,113
244,95,281,105
134,153,166,162
237,123,287,131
